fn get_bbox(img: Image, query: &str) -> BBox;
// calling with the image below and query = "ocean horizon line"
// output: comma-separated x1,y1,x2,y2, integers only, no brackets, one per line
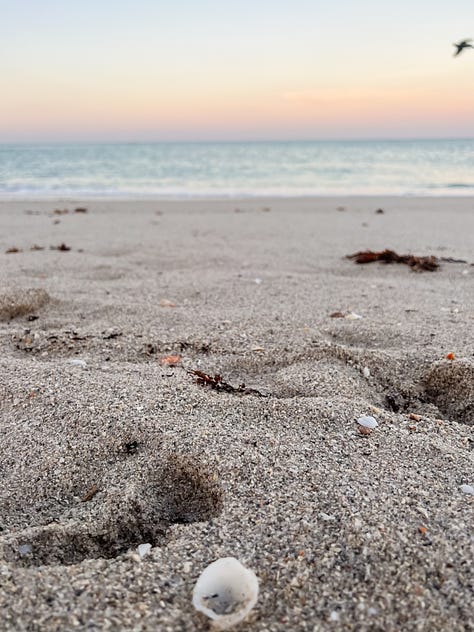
1,137,474,147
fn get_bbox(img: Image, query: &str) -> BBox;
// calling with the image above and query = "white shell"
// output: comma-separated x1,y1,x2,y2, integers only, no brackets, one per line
193,557,258,630
69,358,87,368
357,415,378,429
460,484,474,495
136,543,152,558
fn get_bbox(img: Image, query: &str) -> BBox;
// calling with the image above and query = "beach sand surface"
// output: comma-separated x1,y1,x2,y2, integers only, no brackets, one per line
0,197,473,631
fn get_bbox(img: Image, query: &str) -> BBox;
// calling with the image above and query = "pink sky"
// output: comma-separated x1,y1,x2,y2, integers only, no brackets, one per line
1,1,473,141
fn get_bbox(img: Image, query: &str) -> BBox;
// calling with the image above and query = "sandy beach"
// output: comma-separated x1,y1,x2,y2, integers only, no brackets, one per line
0,196,473,631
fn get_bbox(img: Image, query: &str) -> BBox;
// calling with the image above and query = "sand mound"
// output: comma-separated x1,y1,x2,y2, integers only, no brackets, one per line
424,359,474,425
0,288,50,321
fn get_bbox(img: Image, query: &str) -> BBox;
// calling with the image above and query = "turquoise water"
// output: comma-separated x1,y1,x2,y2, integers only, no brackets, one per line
0,139,473,197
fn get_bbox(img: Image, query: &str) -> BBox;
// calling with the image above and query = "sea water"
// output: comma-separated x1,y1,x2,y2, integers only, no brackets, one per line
0,139,472,198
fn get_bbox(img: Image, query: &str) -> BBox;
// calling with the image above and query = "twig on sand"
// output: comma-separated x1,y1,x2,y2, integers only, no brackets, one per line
81,484,99,502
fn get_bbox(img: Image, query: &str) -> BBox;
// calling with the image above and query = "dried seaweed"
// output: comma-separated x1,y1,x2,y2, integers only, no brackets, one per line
347,249,439,272
50,243,71,252
5,247,21,254
440,256,468,264
189,369,266,397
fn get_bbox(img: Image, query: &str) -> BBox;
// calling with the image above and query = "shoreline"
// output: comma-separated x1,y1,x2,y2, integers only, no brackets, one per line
1,193,474,202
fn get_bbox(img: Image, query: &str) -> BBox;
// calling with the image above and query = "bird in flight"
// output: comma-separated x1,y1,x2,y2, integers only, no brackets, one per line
453,39,473,56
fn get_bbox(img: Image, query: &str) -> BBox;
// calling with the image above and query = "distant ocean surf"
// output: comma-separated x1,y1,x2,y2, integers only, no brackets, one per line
0,139,473,198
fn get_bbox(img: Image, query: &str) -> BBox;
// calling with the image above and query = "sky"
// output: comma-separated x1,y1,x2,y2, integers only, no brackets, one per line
1,0,473,142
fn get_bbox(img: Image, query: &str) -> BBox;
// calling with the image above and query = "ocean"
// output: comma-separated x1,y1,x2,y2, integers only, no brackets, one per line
0,139,473,198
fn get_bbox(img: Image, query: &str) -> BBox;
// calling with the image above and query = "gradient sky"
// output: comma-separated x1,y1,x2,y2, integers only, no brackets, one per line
1,0,473,141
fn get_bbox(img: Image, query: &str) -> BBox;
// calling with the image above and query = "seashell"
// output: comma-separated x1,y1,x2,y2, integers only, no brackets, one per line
136,543,152,558
357,415,378,429
193,557,258,630
69,359,87,368
460,484,474,495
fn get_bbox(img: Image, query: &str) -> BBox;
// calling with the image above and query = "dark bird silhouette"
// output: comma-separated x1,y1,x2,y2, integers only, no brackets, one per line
453,39,473,56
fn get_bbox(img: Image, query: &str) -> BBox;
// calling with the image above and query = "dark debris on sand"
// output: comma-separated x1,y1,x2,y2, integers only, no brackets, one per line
347,249,440,272
189,369,266,397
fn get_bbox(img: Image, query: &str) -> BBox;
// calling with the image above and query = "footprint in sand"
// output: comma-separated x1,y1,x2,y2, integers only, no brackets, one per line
0,455,223,567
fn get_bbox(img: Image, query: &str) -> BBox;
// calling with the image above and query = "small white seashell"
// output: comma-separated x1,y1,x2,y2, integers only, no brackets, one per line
345,311,362,320
357,415,378,429
136,543,152,558
329,610,340,621
193,557,258,630
254,278,262,284
460,484,474,495
18,544,32,556
362,366,371,378
69,359,87,368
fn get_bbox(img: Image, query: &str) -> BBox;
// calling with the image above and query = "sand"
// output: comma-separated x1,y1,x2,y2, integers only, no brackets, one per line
0,197,473,631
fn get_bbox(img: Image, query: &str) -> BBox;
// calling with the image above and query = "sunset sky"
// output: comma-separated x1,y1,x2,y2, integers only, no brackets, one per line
1,0,473,142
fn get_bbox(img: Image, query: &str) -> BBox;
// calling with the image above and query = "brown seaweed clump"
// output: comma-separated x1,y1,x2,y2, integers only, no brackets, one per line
347,249,439,272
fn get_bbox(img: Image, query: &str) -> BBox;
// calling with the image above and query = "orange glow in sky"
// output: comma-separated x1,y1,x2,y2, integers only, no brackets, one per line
1,1,473,141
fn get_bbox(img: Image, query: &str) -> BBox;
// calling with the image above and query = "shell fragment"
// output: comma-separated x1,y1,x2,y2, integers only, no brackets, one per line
193,557,259,630
357,415,378,429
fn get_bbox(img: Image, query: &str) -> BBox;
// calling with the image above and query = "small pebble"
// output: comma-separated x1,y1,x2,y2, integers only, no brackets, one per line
362,367,370,378
136,543,152,558
460,484,474,495
159,298,176,307
18,544,32,556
